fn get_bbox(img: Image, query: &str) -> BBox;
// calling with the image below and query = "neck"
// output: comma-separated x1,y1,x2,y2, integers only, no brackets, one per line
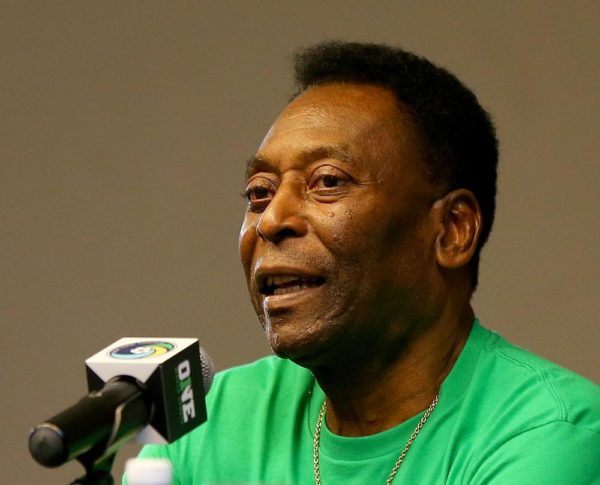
313,305,474,437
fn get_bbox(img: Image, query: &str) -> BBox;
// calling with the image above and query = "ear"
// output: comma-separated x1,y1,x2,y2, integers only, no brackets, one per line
433,189,482,270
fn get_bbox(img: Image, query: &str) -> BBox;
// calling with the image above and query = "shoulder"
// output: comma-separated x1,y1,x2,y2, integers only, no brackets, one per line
460,325,600,483
208,354,313,400
479,325,600,430
215,354,309,381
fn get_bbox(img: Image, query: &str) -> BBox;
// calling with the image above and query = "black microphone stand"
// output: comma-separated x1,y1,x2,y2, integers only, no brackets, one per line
64,379,152,485
71,450,116,485
66,384,152,485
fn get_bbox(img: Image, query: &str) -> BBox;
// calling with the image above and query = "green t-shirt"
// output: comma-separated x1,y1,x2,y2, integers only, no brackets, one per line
132,322,600,484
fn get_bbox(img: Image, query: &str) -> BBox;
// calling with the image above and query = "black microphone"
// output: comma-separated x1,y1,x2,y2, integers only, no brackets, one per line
29,338,215,469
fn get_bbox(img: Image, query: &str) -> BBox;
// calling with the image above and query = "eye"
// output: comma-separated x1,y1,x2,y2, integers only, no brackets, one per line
315,174,345,189
309,166,351,196
244,177,277,212
246,186,271,201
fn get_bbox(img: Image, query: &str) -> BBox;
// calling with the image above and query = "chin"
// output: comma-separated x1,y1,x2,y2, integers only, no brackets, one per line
266,328,343,371
266,326,321,366
260,306,353,367
267,331,311,360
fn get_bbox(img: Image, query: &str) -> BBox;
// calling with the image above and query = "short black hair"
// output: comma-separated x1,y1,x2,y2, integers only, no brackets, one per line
292,40,498,289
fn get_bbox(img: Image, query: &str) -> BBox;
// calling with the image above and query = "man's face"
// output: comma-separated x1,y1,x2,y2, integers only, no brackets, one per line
239,83,441,368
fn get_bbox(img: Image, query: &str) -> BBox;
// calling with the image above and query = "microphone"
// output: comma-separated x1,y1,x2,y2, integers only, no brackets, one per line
29,338,215,469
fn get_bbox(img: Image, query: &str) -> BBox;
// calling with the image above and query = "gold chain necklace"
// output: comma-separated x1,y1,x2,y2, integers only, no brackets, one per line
313,394,439,485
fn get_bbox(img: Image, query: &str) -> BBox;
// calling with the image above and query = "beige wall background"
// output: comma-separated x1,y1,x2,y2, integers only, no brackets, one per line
2,1,598,483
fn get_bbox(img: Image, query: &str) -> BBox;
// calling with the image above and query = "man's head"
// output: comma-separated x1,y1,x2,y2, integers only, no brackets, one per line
293,41,498,288
239,41,498,367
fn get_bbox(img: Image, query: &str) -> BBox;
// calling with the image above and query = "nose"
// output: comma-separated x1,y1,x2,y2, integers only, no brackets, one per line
256,182,308,243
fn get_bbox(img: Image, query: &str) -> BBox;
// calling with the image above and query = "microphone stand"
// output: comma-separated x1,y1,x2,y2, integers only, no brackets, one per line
70,445,117,485
68,382,151,485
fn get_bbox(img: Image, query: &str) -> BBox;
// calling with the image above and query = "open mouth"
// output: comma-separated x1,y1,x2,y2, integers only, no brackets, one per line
259,275,325,296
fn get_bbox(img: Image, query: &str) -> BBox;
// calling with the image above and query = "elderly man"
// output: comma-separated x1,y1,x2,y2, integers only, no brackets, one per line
136,41,600,484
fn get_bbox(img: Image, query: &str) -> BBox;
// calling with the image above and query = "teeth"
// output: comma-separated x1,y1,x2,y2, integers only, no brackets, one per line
273,284,303,295
272,282,315,295
266,275,299,287
262,275,323,295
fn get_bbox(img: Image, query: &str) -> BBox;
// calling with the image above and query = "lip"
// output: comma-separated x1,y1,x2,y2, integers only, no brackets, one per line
255,265,325,290
254,265,326,309
263,283,326,312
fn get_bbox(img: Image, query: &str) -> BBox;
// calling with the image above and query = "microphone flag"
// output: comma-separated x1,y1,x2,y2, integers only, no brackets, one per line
29,337,211,469
85,337,208,444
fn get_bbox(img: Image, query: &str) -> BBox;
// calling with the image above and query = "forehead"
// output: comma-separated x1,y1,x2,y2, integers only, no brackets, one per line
250,83,426,179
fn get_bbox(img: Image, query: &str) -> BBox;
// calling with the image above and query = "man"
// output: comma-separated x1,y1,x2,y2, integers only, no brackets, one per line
135,41,600,483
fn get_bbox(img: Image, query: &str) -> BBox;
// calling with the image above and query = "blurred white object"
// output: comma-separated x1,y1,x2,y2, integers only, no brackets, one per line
125,458,173,485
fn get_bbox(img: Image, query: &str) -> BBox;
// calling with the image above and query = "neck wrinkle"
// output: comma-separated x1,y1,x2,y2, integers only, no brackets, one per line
315,306,473,437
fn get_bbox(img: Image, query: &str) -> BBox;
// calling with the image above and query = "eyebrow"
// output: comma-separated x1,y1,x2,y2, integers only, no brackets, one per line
245,155,270,180
245,145,353,179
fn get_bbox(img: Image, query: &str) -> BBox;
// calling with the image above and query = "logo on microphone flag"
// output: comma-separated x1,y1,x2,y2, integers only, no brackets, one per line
109,341,175,359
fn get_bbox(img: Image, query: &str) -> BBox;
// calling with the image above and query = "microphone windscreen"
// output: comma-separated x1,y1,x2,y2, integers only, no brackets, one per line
199,346,215,394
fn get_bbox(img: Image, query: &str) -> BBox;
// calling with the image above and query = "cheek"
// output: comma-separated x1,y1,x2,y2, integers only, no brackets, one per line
318,206,387,259
320,201,427,288
239,216,257,278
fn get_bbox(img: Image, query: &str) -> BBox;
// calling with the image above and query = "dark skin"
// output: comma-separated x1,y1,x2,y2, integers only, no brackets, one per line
239,83,482,437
